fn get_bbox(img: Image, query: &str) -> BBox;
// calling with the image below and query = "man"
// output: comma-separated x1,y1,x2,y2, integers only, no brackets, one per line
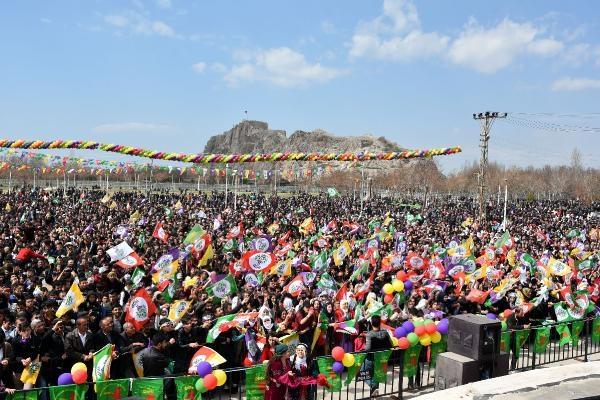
64,316,95,380
117,322,147,378
40,319,66,386
140,332,171,377
174,317,201,373
364,315,392,396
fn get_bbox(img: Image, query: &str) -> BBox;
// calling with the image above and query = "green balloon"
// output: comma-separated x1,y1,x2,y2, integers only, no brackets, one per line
407,332,419,345
195,378,207,393
413,320,424,327
501,321,507,331
423,319,433,325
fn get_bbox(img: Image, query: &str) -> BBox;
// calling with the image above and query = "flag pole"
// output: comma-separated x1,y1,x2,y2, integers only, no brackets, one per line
224,164,229,207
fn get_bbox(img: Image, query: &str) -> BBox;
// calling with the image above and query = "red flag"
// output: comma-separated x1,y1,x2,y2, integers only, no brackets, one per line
283,275,305,297
153,222,169,243
355,271,375,300
335,282,348,301
226,222,244,239
125,288,157,331
190,234,212,259
405,252,429,271
116,252,144,269
466,289,489,304
241,250,277,273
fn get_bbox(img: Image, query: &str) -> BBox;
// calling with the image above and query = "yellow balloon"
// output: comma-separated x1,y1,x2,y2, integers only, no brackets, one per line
391,337,399,347
383,283,394,295
419,333,431,346
392,279,404,292
71,362,87,375
430,332,442,344
342,353,355,368
213,369,227,386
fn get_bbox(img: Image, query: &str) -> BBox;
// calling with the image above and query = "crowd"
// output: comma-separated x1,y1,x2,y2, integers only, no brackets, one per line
0,185,597,397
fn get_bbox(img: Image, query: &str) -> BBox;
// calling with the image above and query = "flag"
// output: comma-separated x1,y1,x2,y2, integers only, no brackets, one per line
168,300,191,323
533,327,551,353
174,376,200,400
571,320,585,346
311,251,329,272
152,222,169,243
335,282,348,301
152,248,180,285
49,384,87,400
161,274,179,304
556,324,571,346
251,235,273,252
270,259,292,276
554,302,577,323
126,288,157,331
327,187,339,197
226,222,244,239
93,344,113,383
333,241,352,266
20,356,41,385
373,350,392,383
132,351,144,378
299,217,315,235
205,275,238,300
97,379,130,400
429,336,447,368
494,230,513,249
242,250,277,273
547,258,571,276
514,329,530,358
131,267,146,287
500,330,511,353
335,320,358,335
316,272,337,291
107,241,134,262
206,314,236,343
280,332,300,348
165,207,173,219
592,317,600,344
316,358,341,392
344,352,366,385
56,282,85,318
137,231,146,248
245,364,268,400
183,225,204,246
189,346,227,370
129,210,141,224
403,345,421,377
7,390,39,400
116,252,143,269
198,243,214,267
284,275,306,297
466,289,489,304
131,378,163,400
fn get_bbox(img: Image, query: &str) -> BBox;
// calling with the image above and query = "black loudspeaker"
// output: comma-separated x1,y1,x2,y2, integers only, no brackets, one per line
447,314,501,361
434,352,480,389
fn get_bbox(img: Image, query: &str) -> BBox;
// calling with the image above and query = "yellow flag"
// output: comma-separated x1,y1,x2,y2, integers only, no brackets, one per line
4,203,11,212
198,244,214,267
129,210,141,223
183,276,199,290
299,218,315,235
132,351,144,377
507,249,517,267
20,356,41,385
382,216,393,227
108,201,117,210
56,282,85,318
333,241,352,266
168,300,191,322
174,200,183,210
152,262,179,284
270,259,292,276
546,258,571,277
100,194,111,204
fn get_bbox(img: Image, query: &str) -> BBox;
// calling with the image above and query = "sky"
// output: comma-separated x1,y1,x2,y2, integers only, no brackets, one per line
1,0,600,173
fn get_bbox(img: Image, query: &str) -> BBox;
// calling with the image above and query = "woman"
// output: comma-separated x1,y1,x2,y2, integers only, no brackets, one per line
287,344,312,400
265,344,290,400
11,323,37,390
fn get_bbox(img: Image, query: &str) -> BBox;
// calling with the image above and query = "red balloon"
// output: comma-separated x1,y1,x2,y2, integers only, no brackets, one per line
203,374,218,391
414,325,426,336
398,337,410,349
243,357,253,367
396,271,407,281
425,323,437,335
331,346,345,362
72,369,87,385
384,294,394,304
503,309,513,318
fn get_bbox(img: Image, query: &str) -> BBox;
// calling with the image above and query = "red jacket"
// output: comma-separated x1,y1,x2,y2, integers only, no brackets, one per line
15,248,46,262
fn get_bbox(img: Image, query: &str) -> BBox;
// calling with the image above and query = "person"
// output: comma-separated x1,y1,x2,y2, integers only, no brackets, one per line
117,322,147,378
64,316,95,381
364,315,392,396
287,344,311,400
139,333,170,377
265,344,290,400
0,331,14,390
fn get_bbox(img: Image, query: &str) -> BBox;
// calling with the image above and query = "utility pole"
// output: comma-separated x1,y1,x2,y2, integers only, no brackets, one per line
473,111,507,221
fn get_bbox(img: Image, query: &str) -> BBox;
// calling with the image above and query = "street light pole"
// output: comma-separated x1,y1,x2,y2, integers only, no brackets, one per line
502,178,508,231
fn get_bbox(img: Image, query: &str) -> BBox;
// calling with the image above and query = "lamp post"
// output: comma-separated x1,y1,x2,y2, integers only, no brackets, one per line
502,178,508,231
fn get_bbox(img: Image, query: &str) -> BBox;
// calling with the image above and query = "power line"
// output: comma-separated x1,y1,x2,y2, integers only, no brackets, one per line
504,115,600,134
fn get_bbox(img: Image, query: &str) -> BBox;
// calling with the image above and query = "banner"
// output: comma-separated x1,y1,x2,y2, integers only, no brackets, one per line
344,353,366,385
96,379,130,400
316,357,341,392
593,317,600,344
500,331,511,353
93,344,113,383
403,345,421,377
514,329,530,358
429,337,447,368
571,320,585,346
373,350,392,383
49,384,87,400
245,364,267,400
131,378,164,399
555,324,571,346
7,390,40,400
533,327,551,354
174,375,201,400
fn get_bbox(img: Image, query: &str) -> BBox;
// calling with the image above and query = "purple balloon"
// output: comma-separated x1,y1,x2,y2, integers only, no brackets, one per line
332,361,344,374
402,321,415,333
437,321,449,335
403,280,413,291
394,327,407,339
197,361,213,377
58,373,74,386
486,313,497,320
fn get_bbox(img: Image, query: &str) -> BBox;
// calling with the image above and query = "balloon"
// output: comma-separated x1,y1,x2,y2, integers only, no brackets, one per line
413,319,423,327
402,321,415,333
392,279,404,292
503,309,513,318
71,362,87,375
342,353,355,368
195,378,207,393
423,319,433,325
384,294,394,304
439,318,449,326
425,323,437,335
398,337,410,349
391,337,399,347
332,361,344,374
213,369,227,386
414,325,426,336
203,374,218,391
396,271,407,281
72,369,87,385
437,320,449,335
403,280,413,291
243,358,253,367
501,321,508,331
407,332,419,346
383,283,394,295
331,346,345,362
57,373,74,386
430,332,442,343
197,361,213,377
486,313,497,320
394,327,407,339
419,334,431,346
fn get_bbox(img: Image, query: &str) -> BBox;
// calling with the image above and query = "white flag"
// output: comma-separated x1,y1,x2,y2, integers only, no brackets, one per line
107,241,134,262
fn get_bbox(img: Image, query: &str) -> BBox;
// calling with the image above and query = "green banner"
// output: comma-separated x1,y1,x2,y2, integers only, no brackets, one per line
49,384,87,400
430,337,447,368
533,327,551,354
344,352,366,385
514,329,530,358
571,320,584,346
131,378,164,400
556,324,571,346
316,357,341,392
403,345,422,377
7,390,40,400
245,364,268,400
373,349,392,384
500,331,511,353
174,375,201,400
593,317,600,344
97,379,130,400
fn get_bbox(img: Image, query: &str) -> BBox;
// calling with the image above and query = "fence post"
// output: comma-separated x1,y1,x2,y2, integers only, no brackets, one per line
531,333,536,370
584,318,589,362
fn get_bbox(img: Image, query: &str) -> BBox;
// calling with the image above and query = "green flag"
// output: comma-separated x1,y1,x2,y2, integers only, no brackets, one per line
49,384,87,400
206,314,236,343
593,317,600,344
183,225,204,245
162,275,179,304
137,231,146,248
514,329,530,358
373,350,392,383
310,251,329,272
245,364,267,400
430,337,447,368
327,187,339,197
165,207,173,219
7,389,40,400
223,238,238,253
571,320,585,346
500,331,511,353
403,345,422,377
97,378,130,400
131,378,163,400
316,357,341,392
316,272,337,290
533,327,551,354
205,275,238,301
131,267,146,288
92,344,113,383
556,324,571,346
174,375,201,400
344,353,366,385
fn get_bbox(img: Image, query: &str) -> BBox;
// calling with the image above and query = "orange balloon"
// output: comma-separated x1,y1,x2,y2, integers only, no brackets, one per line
396,271,407,281
203,374,218,391
384,294,394,304
414,325,426,336
398,337,410,349
331,346,345,362
425,323,437,335
72,369,87,385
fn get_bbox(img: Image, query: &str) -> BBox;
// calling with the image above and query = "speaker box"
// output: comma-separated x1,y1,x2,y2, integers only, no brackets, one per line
447,314,501,361
434,352,480,390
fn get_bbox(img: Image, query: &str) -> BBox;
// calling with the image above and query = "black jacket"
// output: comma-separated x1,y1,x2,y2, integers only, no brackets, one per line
140,347,170,377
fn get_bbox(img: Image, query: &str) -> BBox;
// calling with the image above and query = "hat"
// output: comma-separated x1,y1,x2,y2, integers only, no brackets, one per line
274,344,288,356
